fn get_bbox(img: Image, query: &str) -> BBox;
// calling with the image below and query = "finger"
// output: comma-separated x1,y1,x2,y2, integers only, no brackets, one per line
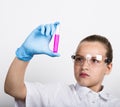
40,25,45,35
54,21,60,27
45,24,51,36
51,21,60,35
36,24,44,31
50,24,56,36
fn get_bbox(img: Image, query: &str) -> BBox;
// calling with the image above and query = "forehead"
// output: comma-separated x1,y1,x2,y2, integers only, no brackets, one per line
76,41,107,56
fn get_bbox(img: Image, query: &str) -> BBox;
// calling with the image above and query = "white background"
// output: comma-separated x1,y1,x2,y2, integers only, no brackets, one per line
1,0,120,106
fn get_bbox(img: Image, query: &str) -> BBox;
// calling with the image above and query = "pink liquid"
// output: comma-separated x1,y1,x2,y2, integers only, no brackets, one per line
53,34,59,53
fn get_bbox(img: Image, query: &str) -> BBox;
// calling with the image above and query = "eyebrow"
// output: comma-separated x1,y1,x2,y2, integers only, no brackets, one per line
75,54,103,59
75,54,83,56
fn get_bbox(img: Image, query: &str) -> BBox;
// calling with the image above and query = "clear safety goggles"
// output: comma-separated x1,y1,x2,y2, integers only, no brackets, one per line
71,54,110,66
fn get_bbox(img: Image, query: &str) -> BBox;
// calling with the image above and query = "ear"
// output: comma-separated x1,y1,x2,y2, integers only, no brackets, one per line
105,63,112,75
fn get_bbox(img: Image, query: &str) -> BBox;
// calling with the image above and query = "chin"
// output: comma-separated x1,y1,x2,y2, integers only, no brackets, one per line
77,81,89,87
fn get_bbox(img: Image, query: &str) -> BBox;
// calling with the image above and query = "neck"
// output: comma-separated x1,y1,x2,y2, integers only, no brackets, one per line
88,85,103,92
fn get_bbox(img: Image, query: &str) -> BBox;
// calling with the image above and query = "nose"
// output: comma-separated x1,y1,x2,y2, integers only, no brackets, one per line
81,59,90,66
80,60,89,71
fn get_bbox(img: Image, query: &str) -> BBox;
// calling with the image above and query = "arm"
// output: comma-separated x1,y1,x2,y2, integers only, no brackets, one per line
4,22,60,100
4,57,28,100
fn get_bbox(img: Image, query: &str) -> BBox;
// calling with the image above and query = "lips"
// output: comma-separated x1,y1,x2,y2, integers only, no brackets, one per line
79,72,89,78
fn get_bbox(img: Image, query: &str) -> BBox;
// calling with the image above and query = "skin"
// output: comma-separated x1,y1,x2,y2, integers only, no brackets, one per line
74,41,112,92
4,58,28,100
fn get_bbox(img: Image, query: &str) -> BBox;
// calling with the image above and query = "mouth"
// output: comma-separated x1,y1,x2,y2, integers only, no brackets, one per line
79,72,90,78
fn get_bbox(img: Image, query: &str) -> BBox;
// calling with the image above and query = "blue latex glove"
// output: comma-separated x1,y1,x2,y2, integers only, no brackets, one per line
16,22,60,61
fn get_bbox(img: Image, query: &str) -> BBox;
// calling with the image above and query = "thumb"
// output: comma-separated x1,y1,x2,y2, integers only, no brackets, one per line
46,50,60,57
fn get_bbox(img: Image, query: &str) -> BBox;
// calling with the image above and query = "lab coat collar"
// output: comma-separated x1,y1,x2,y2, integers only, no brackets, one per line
75,83,91,99
98,87,111,101
75,83,110,101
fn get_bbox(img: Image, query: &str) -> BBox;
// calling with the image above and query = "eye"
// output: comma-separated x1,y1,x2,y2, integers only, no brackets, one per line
91,58,100,63
75,56,84,62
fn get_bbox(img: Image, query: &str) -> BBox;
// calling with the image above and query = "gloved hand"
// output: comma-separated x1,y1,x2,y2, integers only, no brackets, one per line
16,22,60,61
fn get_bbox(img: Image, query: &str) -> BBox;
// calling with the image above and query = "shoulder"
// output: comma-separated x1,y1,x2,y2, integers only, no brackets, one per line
100,88,120,106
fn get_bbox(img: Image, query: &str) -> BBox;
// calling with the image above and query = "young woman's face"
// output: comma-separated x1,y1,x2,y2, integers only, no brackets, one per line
74,41,112,92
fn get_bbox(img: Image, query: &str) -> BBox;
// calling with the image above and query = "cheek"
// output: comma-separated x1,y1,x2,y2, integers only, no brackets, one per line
74,65,81,76
74,64,79,71
92,68,106,79
74,65,77,74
